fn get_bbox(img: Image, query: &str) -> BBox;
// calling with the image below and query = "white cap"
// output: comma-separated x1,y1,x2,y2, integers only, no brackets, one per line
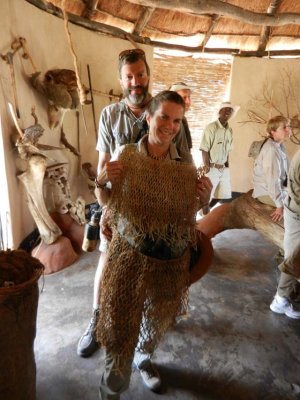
218,101,240,119
169,82,192,92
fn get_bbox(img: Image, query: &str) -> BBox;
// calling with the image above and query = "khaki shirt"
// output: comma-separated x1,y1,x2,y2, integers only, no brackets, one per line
288,149,300,213
199,119,233,164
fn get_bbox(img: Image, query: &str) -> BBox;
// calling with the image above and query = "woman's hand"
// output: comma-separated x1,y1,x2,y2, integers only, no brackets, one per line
270,207,284,222
94,161,122,206
96,160,123,186
100,220,113,241
196,176,213,208
100,208,113,241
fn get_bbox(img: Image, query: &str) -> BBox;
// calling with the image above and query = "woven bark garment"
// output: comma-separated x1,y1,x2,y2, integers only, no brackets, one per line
96,231,190,361
96,147,198,362
109,146,199,250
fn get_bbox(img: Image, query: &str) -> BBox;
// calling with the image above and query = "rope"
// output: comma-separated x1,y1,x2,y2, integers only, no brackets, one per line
61,1,88,105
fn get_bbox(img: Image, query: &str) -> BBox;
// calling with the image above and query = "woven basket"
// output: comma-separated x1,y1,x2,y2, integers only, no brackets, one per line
0,250,44,400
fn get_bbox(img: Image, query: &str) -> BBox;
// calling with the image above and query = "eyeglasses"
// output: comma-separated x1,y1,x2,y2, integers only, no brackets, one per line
119,48,146,60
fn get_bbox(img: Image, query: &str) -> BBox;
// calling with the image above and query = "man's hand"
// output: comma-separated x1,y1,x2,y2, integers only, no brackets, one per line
196,176,213,207
197,164,210,176
270,207,284,222
203,164,210,174
200,150,210,174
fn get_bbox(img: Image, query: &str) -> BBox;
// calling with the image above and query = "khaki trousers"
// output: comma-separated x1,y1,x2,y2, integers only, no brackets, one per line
277,272,300,299
99,351,153,400
277,202,300,299
99,353,133,400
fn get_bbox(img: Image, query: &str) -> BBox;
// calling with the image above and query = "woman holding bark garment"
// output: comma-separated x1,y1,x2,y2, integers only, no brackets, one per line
94,90,212,400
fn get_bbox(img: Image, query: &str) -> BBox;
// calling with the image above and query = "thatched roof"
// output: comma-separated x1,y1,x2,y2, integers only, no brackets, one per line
27,0,300,56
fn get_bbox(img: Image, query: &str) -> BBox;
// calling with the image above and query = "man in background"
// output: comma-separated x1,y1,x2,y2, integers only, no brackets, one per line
169,81,193,151
199,101,239,214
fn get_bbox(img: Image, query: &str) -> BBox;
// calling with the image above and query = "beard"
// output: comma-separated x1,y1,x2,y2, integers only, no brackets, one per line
123,84,149,106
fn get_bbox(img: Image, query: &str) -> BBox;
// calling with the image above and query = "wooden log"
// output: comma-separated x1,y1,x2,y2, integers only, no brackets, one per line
190,231,213,285
197,191,284,250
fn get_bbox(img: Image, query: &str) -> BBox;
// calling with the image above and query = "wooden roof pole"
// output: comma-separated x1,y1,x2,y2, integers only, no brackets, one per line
126,0,300,26
132,6,155,35
200,14,220,51
25,0,300,57
257,0,283,55
82,0,99,18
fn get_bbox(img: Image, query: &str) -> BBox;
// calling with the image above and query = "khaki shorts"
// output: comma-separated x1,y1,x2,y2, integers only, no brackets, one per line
207,167,231,200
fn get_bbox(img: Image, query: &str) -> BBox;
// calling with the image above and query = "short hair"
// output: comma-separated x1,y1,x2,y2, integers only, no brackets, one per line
266,116,289,137
118,48,150,77
147,90,185,116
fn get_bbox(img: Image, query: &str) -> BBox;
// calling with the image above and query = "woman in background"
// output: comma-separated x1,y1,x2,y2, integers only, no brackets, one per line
252,115,291,221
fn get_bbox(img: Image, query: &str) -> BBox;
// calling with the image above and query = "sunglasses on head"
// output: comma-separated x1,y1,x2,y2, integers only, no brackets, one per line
119,48,146,60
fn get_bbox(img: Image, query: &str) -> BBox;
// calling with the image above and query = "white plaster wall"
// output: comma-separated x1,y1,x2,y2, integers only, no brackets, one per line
0,0,153,246
229,56,300,193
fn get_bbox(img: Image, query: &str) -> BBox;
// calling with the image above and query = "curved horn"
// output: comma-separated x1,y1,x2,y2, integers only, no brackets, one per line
8,102,24,138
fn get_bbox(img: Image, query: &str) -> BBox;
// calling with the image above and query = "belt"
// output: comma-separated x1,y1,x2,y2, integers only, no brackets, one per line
209,163,225,169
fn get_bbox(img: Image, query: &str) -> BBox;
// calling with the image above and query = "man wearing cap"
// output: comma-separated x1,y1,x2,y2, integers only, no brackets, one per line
169,81,193,151
199,101,239,214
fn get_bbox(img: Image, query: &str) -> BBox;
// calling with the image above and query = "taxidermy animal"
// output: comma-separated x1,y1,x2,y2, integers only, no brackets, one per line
30,69,89,129
8,103,62,243
9,104,63,160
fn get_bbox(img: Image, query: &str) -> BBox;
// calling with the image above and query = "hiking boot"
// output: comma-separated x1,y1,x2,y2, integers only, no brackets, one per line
135,360,161,392
77,309,99,357
270,294,300,319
